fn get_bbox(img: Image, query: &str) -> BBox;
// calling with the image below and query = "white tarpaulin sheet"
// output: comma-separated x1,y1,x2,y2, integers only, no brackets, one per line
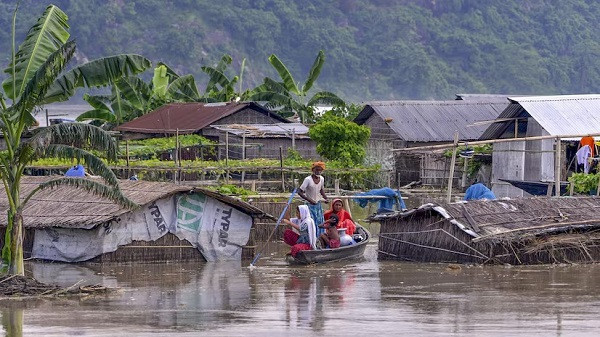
31,192,252,262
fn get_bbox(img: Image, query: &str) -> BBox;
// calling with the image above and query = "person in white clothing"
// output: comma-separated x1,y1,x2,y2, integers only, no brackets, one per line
298,162,329,237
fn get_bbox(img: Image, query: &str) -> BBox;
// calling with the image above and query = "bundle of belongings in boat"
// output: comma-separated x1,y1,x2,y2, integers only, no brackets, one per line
355,187,407,214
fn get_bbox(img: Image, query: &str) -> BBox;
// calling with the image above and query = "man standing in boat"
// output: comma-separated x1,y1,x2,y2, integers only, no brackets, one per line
298,162,329,236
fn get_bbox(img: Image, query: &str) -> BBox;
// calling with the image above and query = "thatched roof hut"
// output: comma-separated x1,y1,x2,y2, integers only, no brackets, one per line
0,176,273,263
374,197,600,265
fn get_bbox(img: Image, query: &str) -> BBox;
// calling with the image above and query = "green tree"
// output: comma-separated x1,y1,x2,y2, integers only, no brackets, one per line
308,112,370,166
252,50,344,123
0,4,148,275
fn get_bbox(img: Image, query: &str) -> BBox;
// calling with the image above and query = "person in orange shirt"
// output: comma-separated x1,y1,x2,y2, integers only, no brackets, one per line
580,136,596,157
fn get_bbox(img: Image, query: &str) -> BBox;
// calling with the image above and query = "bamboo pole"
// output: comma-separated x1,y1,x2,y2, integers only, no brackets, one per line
554,137,561,197
225,131,229,165
279,146,285,192
292,129,296,150
225,131,229,183
125,140,130,167
393,132,600,152
175,128,179,183
241,133,246,183
446,131,459,203
461,157,468,188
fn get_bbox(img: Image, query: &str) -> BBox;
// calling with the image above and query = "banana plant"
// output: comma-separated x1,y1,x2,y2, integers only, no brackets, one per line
201,54,255,102
77,64,202,126
0,4,149,275
250,50,345,123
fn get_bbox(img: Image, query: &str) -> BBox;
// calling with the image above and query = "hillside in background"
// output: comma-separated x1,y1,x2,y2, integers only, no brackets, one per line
2,0,600,102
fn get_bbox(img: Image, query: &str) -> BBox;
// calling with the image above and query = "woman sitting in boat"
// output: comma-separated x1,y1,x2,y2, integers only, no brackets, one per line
318,214,341,249
324,199,356,236
283,205,317,257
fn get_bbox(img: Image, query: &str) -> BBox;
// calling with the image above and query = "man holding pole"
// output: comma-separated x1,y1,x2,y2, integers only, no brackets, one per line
298,162,329,236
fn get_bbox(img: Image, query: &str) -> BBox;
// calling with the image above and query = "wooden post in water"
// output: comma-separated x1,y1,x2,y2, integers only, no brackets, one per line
280,146,285,192
555,137,561,197
334,178,340,194
446,131,459,203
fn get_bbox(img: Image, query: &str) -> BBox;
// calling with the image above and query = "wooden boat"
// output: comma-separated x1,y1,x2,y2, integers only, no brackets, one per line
499,178,569,196
285,225,371,265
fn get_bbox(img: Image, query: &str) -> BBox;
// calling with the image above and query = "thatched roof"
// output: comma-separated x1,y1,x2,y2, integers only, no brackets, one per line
0,176,272,229
374,197,600,242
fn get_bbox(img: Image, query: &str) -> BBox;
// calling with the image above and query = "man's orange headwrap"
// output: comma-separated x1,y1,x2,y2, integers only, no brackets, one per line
311,161,325,170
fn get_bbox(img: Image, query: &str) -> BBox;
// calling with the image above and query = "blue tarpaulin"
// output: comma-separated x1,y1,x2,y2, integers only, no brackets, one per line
355,187,407,213
65,164,85,177
464,183,496,201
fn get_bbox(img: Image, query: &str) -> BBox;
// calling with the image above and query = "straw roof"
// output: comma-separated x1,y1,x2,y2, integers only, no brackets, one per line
0,176,271,229
374,197,600,242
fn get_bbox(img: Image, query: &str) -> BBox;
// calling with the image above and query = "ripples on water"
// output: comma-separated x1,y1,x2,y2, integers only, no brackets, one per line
3,243,600,336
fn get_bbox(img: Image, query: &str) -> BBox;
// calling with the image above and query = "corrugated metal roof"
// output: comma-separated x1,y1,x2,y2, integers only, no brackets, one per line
115,102,288,134
480,94,600,139
210,123,308,138
511,94,600,136
355,100,509,142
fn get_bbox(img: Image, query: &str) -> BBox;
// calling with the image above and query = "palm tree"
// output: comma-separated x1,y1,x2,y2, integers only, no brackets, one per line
77,63,202,127
0,4,149,275
251,50,345,123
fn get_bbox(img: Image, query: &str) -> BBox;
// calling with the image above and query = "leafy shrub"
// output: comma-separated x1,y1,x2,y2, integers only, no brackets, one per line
568,173,599,194
308,112,370,167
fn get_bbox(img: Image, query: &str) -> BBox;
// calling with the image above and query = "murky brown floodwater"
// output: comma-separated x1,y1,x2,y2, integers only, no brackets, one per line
3,241,600,336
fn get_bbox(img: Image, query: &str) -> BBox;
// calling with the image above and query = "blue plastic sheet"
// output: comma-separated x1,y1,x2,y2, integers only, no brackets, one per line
355,187,407,213
64,164,85,177
464,183,496,201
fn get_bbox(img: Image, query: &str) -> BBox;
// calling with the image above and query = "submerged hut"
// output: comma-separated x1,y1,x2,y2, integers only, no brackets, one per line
0,176,273,263
375,197,600,264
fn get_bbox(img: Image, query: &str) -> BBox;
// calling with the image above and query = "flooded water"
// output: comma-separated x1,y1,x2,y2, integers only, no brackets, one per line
3,243,600,336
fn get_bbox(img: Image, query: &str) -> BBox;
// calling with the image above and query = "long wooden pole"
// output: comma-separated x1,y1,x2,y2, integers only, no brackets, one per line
175,128,179,183
242,132,246,183
225,131,229,165
279,146,285,192
447,131,459,203
554,137,561,197
461,157,468,188
393,132,600,152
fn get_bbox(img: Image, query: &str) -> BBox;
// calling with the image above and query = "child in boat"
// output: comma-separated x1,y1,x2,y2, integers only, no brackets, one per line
318,214,341,249
283,205,317,257
324,199,356,236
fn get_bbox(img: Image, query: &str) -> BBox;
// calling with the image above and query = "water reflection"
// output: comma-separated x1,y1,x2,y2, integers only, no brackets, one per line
3,245,600,335
283,270,357,330
1,306,23,337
